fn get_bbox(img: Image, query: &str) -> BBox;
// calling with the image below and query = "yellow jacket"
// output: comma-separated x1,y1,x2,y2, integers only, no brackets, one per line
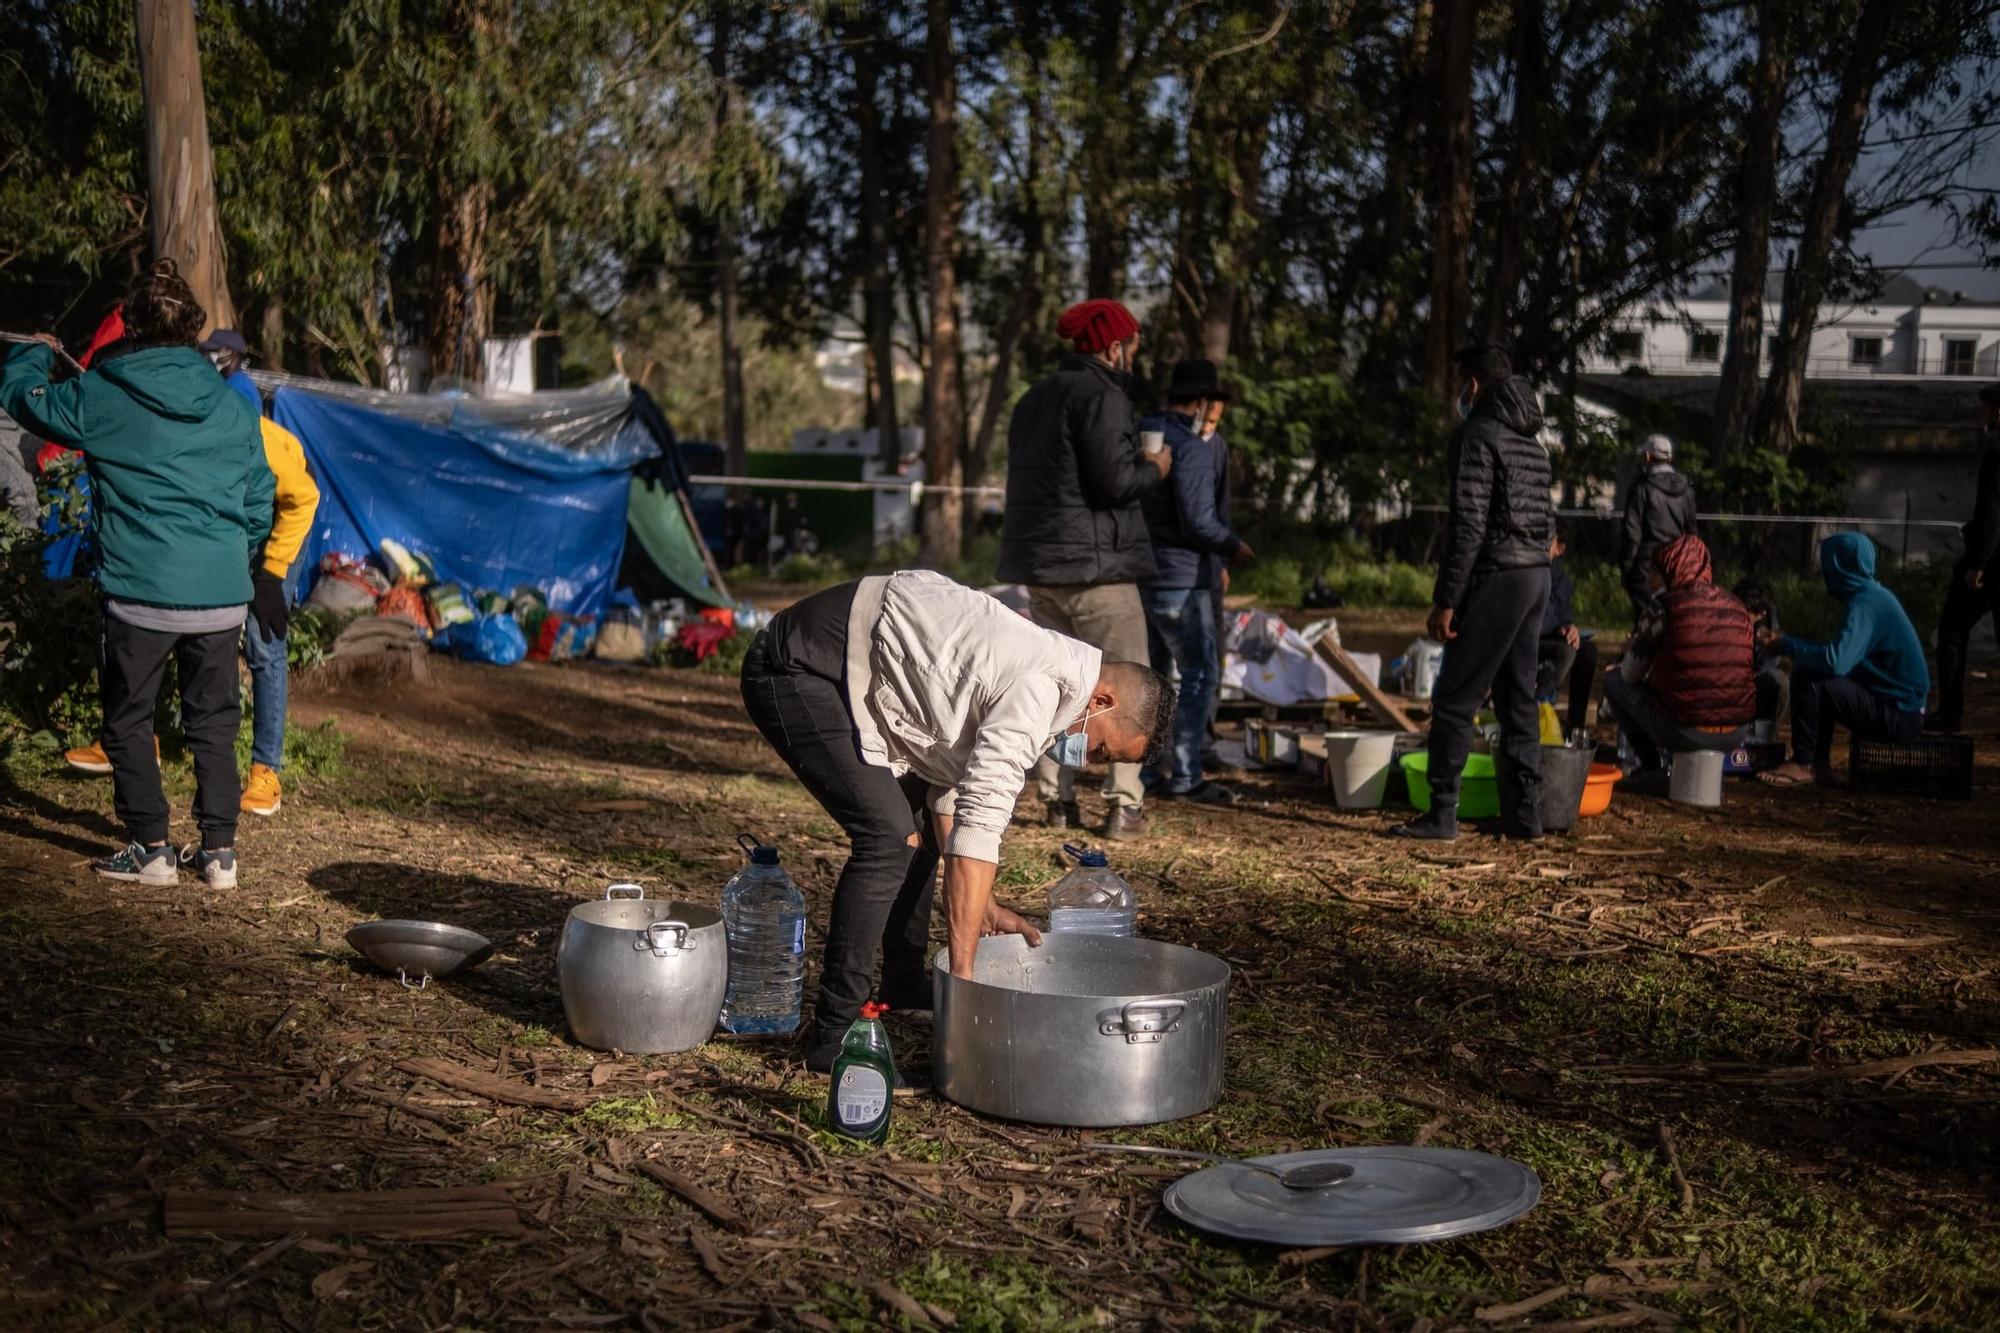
259,418,319,577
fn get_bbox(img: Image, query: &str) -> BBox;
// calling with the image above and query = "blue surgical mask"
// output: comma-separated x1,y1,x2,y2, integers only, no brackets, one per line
1045,707,1107,768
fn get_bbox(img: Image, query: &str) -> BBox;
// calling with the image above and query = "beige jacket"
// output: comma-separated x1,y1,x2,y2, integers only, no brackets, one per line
845,571,1101,863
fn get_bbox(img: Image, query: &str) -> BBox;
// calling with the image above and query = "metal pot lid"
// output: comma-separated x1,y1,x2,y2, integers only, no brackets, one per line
1162,1146,1540,1248
345,920,495,980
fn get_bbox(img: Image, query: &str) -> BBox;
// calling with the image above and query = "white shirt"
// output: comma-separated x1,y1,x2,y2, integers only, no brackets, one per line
844,571,1101,863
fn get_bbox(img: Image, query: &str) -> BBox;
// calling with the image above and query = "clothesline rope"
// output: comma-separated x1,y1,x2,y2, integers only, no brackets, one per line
688,476,1962,530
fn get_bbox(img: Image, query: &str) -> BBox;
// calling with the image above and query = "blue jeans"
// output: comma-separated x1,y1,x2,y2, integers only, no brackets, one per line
1142,587,1216,793
242,568,299,770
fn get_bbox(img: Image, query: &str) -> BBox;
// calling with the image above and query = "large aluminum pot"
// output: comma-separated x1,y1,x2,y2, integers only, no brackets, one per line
933,933,1229,1127
557,884,727,1054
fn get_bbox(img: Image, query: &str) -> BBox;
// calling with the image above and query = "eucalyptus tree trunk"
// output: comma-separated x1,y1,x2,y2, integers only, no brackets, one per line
712,1,747,474
1756,0,1895,454
919,0,964,566
1422,0,1478,399
837,8,901,467
133,0,235,334
425,179,492,386
1713,0,1792,456
1483,0,1546,345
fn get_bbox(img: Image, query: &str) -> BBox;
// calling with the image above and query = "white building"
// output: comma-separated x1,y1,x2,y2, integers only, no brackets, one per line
1572,274,2000,561
1581,274,2000,380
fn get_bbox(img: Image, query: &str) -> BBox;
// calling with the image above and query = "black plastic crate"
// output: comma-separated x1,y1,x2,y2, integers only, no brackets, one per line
1847,733,1974,801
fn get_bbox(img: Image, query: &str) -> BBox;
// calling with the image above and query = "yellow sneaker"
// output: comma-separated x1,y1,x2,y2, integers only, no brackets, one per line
64,742,112,775
65,738,160,775
241,764,283,817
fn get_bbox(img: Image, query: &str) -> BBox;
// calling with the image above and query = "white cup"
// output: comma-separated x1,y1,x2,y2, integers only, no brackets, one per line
1140,430,1166,456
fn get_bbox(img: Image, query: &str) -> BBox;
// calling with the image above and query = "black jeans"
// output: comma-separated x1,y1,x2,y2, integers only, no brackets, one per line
1601,671,1745,770
1789,667,1922,767
102,616,241,848
1932,564,2000,728
1537,632,1599,734
739,631,938,1045
1427,566,1551,822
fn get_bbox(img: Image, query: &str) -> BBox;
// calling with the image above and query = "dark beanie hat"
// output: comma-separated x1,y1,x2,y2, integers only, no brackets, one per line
1055,299,1139,354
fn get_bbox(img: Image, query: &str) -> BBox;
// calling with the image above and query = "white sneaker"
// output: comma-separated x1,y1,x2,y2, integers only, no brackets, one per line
180,845,238,889
93,842,178,885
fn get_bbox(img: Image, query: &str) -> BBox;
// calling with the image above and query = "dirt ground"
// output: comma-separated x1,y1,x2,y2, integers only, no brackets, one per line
2,608,1998,1331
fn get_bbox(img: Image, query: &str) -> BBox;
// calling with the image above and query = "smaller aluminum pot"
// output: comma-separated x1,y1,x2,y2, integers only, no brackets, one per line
557,884,727,1054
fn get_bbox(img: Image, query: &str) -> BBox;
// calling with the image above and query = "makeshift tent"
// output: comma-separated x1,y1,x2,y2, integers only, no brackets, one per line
618,390,729,609
259,373,727,618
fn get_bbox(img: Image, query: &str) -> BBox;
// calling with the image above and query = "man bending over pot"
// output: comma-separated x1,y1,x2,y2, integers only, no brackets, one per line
740,569,1174,1073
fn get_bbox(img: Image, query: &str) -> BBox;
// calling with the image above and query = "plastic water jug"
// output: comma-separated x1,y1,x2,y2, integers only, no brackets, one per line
719,834,807,1034
827,1001,895,1144
1405,638,1445,700
1046,844,1137,937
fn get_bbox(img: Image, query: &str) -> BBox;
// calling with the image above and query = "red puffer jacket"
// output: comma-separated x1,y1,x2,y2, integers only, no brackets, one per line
1648,534,1756,725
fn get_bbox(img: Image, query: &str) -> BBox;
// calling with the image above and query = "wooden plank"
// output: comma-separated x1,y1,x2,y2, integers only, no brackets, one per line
1311,636,1417,732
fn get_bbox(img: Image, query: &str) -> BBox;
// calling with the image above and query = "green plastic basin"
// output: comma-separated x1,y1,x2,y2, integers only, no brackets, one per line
1400,751,1501,820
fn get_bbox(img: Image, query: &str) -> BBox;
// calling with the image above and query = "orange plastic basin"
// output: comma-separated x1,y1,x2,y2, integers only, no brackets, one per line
1577,762,1622,817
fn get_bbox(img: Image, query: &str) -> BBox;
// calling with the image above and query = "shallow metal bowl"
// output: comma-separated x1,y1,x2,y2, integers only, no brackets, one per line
345,919,495,981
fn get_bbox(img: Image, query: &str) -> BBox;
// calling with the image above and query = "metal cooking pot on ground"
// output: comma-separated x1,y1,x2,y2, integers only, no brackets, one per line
933,933,1229,1127
558,884,728,1054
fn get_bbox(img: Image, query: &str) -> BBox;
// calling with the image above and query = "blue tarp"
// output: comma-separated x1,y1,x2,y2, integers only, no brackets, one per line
273,387,656,620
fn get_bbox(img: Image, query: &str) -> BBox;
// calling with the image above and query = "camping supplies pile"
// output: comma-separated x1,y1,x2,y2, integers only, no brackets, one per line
304,540,595,667
1221,610,1382,708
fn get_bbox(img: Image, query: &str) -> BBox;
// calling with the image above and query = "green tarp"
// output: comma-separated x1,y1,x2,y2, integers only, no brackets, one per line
625,477,729,609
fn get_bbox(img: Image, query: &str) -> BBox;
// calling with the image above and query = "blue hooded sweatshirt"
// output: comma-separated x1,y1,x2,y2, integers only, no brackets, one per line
1775,532,1929,713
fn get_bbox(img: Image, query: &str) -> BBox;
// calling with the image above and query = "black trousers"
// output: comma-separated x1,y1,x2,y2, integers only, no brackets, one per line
1537,632,1599,734
739,631,937,1044
1932,564,2000,728
1790,667,1922,767
102,615,241,848
1428,567,1551,821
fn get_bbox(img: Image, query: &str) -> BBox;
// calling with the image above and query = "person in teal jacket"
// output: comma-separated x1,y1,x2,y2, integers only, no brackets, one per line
0,259,275,888
1760,531,1928,787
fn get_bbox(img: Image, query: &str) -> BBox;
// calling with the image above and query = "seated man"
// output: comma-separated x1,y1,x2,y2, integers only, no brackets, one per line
1731,577,1789,734
1536,527,1596,736
1601,534,1755,771
739,569,1173,1072
1761,532,1929,787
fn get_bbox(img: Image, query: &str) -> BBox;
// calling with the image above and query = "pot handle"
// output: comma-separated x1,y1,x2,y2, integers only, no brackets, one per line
605,883,646,901
1098,1000,1186,1044
636,919,693,957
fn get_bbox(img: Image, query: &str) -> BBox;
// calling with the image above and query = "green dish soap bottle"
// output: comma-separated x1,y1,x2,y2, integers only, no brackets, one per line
827,1001,895,1144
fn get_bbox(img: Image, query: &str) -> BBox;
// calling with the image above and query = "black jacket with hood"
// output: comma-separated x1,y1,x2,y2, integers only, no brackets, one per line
997,354,1162,587
1433,374,1553,610
1619,465,1698,593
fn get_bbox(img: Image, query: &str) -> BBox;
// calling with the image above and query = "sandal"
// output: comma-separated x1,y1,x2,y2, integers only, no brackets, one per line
1757,768,1811,788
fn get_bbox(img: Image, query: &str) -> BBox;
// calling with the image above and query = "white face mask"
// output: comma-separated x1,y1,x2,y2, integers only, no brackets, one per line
1045,705,1109,768
1455,384,1476,421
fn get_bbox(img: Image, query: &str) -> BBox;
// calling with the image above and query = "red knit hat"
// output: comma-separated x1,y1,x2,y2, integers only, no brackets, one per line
1055,299,1139,354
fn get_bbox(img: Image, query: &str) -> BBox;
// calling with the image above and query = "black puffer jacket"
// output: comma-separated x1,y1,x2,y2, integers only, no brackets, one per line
1619,466,1698,594
1433,375,1553,610
997,355,1161,586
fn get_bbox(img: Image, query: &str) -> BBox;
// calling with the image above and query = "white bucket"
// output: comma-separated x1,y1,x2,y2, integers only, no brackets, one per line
1325,730,1399,809
1668,750,1725,807
1406,639,1445,701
